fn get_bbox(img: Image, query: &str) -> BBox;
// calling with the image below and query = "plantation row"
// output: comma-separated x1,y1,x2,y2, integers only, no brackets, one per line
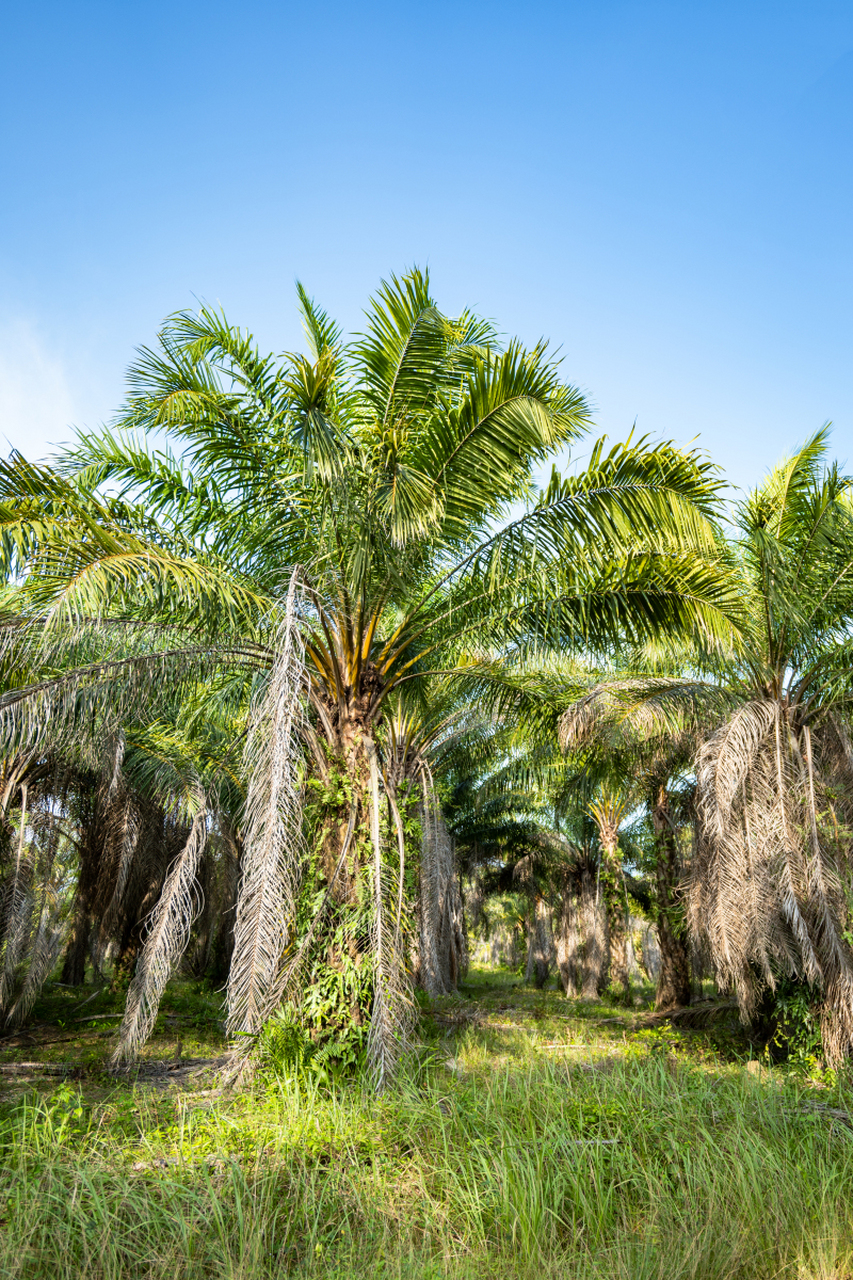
1,267,852,1079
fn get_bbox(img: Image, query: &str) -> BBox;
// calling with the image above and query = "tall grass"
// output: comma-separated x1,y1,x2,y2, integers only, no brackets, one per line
1,1047,852,1279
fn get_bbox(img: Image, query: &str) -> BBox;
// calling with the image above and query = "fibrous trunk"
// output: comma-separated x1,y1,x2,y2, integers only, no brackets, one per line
525,894,554,989
651,786,691,1010
690,707,853,1065
555,887,581,996
598,831,630,995
113,806,180,982
417,789,466,996
61,781,103,986
580,861,606,999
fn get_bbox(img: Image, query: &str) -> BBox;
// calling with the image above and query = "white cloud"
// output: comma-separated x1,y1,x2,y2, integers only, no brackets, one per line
0,320,77,460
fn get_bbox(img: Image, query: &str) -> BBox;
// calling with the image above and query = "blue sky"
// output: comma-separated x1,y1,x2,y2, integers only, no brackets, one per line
1,0,852,495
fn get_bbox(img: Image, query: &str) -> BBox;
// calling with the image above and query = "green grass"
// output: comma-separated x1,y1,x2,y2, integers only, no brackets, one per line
0,975,227,1080
1,967,851,1278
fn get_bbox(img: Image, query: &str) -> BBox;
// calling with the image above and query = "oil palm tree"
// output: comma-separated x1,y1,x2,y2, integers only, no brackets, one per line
692,432,853,1061
459,650,700,1006
560,433,853,1060
0,269,737,1078
560,690,699,1009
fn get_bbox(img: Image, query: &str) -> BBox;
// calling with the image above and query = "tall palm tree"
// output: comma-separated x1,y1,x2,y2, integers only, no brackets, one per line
0,269,737,1078
560,689,698,1009
693,433,853,1062
561,434,853,1060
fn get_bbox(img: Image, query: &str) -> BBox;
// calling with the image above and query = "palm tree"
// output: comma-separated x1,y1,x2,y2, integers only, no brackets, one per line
560,691,698,1009
0,269,737,1078
561,433,853,1060
586,785,631,993
693,432,853,1062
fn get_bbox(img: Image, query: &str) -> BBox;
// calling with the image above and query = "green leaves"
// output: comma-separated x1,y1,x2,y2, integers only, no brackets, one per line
419,341,590,539
353,268,447,422
731,430,853,707
296,282,343,360
3,270,745,782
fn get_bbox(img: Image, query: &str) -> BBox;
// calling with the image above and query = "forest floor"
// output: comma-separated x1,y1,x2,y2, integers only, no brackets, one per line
1,966,852,1278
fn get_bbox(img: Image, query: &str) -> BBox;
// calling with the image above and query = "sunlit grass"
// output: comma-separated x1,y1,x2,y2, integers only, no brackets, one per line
1,967,851,1278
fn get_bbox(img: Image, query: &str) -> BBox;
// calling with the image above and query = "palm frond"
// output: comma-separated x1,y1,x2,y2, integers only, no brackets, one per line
365,739,412,1090
113,801,208,1062
226,574,306,1035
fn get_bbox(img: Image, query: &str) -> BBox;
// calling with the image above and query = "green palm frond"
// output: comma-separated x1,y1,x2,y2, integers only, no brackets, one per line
296,282,343,360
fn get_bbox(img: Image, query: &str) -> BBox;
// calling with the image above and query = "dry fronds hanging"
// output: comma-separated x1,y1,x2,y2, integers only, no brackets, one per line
227,573,306,1036
0,782,35,1013
6,910,68,1028
114,801,208,1062
691,703,853,1064
365,738,413,1090
418,772,466,997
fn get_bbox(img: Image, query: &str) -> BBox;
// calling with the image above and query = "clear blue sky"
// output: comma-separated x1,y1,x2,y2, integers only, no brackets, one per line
2,0,852,494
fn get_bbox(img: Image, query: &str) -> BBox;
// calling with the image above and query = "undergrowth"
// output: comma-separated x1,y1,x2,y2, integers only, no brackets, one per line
0,967,851,1279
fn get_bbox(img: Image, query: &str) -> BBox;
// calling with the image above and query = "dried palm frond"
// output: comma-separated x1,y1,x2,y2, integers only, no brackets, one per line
113,801,208,1062
0,783,35,1013
6,907,68,1028
418,772,466,996
226,573,305,1036
3,777,66,1024
366,738,412,1090
418,775,448,995
691,702,853,1065
0,869,35,1011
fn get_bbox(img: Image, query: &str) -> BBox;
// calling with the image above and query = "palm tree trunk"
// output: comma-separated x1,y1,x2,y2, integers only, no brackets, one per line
525,894,553,988
61,786,102,986
318,737,371,906
580,861,606,999
555,888,581,996
651,785,691,1010
598,832,630,995
210,826,240,982
418,797,464,995
113,806,173,983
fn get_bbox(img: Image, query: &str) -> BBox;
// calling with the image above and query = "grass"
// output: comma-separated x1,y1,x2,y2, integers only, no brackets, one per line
1,967,852,1278
0,975,226,1075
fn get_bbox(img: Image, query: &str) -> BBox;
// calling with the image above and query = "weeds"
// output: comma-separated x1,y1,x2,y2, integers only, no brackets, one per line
0,968,851,1278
